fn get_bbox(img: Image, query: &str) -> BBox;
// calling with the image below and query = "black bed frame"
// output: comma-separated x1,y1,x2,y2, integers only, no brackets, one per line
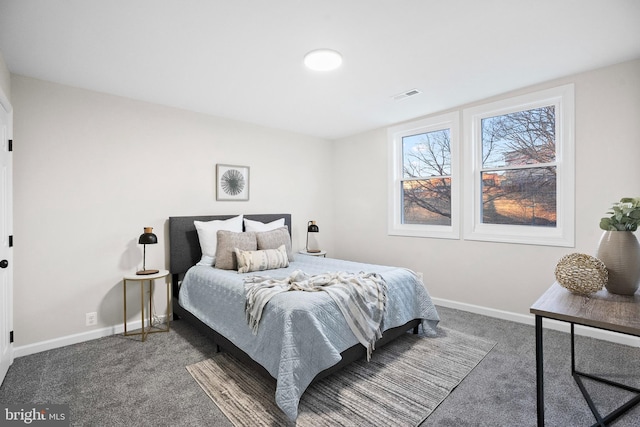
168,213,420,383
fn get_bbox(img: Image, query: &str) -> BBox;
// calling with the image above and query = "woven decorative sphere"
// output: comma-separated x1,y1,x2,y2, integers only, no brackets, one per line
554,253,608,295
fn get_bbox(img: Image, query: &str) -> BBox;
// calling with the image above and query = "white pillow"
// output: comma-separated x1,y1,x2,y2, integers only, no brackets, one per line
243,217,285,232
235,245,289,273
194,215,243,266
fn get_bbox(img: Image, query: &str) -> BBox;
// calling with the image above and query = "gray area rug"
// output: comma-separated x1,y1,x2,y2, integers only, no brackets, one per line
187,328,496,426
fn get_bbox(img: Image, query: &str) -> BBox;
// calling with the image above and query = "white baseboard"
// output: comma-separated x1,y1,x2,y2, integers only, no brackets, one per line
13,316,169,358
432,297,640,348
13,297,640,359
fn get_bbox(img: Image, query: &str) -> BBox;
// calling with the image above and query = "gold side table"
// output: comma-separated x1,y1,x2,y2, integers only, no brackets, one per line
123,269,170,341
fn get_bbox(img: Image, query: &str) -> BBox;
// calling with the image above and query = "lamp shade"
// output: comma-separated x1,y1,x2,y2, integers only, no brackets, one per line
138,227,158,244
306,221,320,253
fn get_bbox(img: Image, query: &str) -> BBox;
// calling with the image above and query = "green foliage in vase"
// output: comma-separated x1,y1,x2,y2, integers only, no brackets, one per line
599,197,640,231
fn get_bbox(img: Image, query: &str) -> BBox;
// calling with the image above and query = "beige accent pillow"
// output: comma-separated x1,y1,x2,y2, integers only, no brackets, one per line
256,227,293,261
235,245,289,273
214,230,257,270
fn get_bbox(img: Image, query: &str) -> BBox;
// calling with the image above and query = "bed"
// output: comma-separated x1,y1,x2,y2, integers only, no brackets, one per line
169,214,440,420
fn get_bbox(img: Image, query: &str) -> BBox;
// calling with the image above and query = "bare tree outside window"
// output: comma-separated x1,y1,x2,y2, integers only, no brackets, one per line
401,129,452,225
480,106,557,226
390,85,571,244
398,107,556,227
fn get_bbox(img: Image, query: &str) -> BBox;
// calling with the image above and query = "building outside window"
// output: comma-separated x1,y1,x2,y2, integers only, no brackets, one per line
388,112,460,239
463,84,575,247
479,105,557,227
388,85,574,247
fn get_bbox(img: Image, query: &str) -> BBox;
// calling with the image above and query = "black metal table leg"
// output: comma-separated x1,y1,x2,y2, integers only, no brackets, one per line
571,323,575,374
536,315,544,426
571,322,640,426
571,323,606,426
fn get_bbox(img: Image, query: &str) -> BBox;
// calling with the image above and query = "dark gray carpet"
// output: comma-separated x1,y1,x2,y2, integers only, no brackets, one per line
1,306,639,426
425,308,640,427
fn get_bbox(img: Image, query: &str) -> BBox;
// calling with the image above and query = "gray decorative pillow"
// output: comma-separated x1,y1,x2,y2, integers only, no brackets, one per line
256,227,293,261
215,230,257,270
235,245,289,273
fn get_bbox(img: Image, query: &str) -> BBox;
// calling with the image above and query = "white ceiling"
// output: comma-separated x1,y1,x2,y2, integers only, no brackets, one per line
1,0,639,140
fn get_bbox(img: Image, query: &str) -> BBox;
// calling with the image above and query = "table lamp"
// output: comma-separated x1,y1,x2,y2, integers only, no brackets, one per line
306,220,321,253
137,227,159,275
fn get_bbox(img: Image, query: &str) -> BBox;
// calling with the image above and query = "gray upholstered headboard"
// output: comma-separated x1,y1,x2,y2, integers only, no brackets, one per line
168,214,292,277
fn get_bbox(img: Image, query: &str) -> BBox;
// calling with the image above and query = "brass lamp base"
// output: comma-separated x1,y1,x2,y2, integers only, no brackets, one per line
136,269,159,275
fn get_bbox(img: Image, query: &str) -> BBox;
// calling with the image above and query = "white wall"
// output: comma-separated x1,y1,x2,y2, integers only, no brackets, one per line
0,51,9,101
11,75,335,347
10,59,640,350
331,59,640,316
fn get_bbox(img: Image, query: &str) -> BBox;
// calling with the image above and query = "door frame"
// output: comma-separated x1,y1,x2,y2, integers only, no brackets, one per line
0,86,13,385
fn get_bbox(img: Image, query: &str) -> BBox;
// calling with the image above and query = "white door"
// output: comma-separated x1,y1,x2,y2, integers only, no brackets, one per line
0,95,13,385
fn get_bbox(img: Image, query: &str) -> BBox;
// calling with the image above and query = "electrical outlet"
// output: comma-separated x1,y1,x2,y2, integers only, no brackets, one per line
86,312,97,326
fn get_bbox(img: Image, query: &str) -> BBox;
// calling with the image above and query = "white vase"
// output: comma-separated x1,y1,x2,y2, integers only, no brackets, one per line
596,230,640,295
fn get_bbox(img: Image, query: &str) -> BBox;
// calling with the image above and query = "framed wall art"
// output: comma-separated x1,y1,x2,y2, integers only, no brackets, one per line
216,164,250,201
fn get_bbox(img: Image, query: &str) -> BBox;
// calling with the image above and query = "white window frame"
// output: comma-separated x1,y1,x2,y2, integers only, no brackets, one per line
387,112,460,239
463,84,575,247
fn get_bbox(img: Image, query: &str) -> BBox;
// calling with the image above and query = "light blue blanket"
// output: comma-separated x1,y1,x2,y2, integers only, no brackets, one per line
179,255,440,420
245,270,388,360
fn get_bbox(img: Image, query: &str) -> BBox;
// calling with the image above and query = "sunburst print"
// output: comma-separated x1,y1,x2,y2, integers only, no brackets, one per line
221,169,246,196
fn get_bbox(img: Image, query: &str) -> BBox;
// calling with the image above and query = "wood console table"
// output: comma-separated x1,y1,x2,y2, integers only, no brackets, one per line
530,283,640,426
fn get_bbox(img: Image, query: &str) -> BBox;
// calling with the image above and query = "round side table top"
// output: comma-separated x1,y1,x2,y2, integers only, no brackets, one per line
298,250,327,257
123,269,170,281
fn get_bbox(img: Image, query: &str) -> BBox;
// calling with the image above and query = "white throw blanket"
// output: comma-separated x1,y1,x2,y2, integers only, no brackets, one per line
244,270,387,360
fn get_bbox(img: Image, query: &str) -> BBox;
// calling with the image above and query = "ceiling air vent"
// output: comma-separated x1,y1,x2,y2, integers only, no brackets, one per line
392,89,421,101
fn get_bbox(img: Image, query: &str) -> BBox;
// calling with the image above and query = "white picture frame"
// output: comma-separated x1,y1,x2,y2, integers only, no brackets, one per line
216,164,250,201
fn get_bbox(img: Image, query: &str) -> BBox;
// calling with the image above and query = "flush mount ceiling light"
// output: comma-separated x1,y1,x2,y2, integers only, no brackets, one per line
304,49,343,71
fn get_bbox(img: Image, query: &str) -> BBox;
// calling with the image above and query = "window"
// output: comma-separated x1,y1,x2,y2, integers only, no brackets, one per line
388,112,460,239
463,84,575,246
